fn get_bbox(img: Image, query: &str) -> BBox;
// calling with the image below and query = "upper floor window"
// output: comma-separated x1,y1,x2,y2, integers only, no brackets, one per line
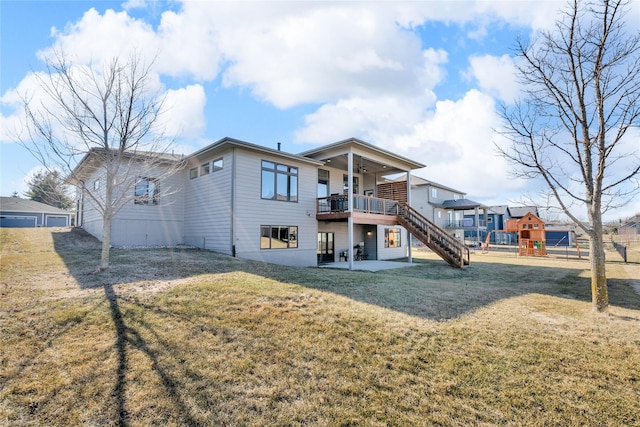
94,179,100,191
431,188,437,198
453,194,460,200
212,157,223,172
134,177,159,205
200,162,210,176
261,160,298,202
318,169,329,198
189,168,198,179
343,174,359,194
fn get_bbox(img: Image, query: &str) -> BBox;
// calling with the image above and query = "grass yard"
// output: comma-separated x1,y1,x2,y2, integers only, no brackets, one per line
1,228,639,426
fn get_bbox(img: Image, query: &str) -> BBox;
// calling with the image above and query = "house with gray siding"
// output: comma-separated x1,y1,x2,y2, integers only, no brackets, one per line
72,137,471,269
0,197,73,228
387,175,488,244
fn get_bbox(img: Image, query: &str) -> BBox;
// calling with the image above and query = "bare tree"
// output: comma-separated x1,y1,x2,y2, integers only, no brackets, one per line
498,0,640,312
20,51,184,271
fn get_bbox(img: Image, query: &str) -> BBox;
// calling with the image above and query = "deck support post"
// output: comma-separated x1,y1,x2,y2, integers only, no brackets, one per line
348,150,354,271
406,171,412,264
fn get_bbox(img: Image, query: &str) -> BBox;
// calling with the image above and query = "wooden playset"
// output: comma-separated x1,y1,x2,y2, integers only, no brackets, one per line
506,212,547,256
481,211,547,256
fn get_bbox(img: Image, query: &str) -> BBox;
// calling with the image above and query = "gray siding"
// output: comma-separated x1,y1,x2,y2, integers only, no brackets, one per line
81,169,106,240
79,164,185,247
110,167,185,247
233,149,318,267
183,150,233,252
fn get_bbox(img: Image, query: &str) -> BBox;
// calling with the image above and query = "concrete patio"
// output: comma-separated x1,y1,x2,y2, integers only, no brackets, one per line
318,260,418,272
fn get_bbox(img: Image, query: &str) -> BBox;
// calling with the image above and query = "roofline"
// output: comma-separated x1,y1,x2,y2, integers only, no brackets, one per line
396,174,466,195
0,197,74,214
299,137,426,170
188,137,325,166
68,147,184,184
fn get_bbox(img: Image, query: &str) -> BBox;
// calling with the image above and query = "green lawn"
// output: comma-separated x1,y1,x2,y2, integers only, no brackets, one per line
1,228,639,426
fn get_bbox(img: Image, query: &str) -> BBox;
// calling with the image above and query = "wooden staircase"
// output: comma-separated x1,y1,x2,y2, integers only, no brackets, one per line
397,203,470,268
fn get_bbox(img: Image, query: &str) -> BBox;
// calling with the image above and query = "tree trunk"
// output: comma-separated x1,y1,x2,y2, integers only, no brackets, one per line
100,218,111,271
589,213,608,312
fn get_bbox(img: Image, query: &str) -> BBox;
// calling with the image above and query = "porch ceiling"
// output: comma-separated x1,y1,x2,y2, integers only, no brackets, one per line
321,154,404,176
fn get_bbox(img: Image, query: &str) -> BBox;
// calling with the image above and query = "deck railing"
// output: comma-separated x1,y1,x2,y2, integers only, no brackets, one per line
444,219,487,228
317,194,400,216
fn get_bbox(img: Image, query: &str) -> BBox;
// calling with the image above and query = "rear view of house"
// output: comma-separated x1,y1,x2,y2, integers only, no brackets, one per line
71,137,471,268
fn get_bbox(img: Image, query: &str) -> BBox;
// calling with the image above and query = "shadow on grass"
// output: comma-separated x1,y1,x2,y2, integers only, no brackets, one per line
52,229,640,320
48,229,640,424
104,283,199,426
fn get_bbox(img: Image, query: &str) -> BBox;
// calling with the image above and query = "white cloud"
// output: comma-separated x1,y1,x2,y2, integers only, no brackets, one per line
213,4,431,108
466,54,519,103
39,8,158,70
162,84,206,139
1,71,58,143
392,90,531,201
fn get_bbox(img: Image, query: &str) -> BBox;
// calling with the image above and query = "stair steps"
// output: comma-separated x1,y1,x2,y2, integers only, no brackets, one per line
398,203,470,268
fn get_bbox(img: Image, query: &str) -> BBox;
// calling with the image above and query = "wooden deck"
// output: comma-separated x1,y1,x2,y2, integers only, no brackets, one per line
316,195,470,268
316,195,400,224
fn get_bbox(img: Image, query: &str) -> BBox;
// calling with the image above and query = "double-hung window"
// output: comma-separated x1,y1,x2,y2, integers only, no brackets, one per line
261,161,298,202
134,177,159,205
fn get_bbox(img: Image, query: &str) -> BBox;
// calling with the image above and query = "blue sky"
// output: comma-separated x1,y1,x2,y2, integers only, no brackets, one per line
1,0,639,222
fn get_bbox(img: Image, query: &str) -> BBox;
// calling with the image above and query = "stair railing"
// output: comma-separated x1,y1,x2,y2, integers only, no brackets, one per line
398,203,470,268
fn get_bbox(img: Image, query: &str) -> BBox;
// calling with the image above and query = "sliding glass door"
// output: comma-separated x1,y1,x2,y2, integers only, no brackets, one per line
317,232,335,264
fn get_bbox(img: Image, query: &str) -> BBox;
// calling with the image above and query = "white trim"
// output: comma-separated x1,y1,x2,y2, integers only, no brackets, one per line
45,214,70,227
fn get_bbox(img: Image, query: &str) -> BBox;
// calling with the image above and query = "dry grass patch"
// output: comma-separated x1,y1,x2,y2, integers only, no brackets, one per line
1,228,639,426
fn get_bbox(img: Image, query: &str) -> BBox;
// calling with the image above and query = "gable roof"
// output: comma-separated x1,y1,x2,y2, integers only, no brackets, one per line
0,197,72,215
508,206,539,218
488,205,509,215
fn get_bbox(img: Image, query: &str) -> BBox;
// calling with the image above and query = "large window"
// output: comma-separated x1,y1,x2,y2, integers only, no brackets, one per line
261,161,298,202
384,228,401,248
343,174,359,194
134,177,159,205
260,226,298,249
318,169,329,198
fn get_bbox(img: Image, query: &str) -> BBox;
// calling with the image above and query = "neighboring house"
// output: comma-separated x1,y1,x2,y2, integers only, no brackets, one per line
71,137,472,269
620,214,640,234
0,197,73,228
545,223,576,247
384,175,488,242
